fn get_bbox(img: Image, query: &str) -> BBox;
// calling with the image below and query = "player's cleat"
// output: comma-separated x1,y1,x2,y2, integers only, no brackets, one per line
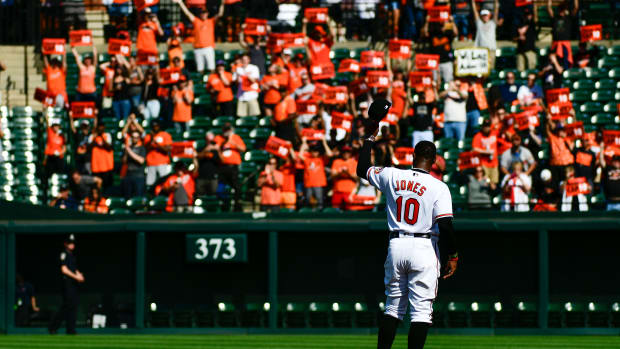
366,98,392,137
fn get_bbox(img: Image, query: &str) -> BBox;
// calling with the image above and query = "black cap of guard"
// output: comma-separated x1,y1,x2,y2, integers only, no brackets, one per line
368,99,392,123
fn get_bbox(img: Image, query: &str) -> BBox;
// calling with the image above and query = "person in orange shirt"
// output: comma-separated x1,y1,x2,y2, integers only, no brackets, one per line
99,54,119,105
389,70,408,120
136,8,163,56
299,135,333,210
72,46,98,102
257,157,284,212
330,146,358,209
546,117,575,182
144,120,173,187
273,89,298,145
261,63,288,117
206,61,234,116
167,26,184,68
472,119,499,184
88,123,114,191
159,162,196,213
43,54,68,109
83,187,108,214
214,123,246,211
287,54,307,95
43,115,66,180
173,0,224,74
172,78,194,132
279,152,297,210
302,17,334,67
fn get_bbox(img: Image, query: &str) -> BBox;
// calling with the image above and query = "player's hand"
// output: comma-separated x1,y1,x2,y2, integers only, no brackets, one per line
442,260,457,279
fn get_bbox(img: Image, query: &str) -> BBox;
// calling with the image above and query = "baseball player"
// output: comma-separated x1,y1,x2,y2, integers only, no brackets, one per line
356,99,458,349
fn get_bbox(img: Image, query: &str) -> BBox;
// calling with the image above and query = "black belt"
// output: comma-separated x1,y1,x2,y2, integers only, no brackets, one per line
389,231,431,239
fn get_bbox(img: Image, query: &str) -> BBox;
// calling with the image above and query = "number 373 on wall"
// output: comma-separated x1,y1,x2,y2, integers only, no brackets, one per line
185,234,248,263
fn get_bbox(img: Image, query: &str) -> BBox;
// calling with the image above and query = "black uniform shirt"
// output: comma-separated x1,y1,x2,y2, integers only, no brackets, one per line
60,249,77,280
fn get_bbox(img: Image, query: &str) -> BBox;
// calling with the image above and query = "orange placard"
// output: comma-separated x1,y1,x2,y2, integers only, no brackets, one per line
408,71,433,88
458,151,482,170
346,195,377,210
312,82,329,101
415,54,440,70
108,38,132,56
545,88,570,104
366,71,390,88
428,6,450,22
515,0,533,6
42,38,66,55
323,86,348,105
301,128,325,140
338,59,360,73
575,150,594,167
348,77,369,97
267,33,305,52
388,39,413,59
580,24,603,43
393,147,415,166
360,51,385,69
422,0,436,9
330,112,353,132
70,102,96,119
513,110,539,130
134,0,159,12
603,145,620,164
157,87,170,98
603,130,620,147
34,88,55,107
171,141,195,159
296,99,319,115
565,177,590,197
160,67,183,85
69,30,92,47
564,121,584,140
265,135,293,159
548,101,573,120
310,63,335,81
136,50,159,65
244,18,268,36
304,8,328,23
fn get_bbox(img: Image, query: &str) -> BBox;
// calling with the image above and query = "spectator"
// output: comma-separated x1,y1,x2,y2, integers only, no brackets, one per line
279,153,297,210
99,55,119,110
498,71,519,105
472,119,499,184
299,135,333,210
172,77,194,133
88,124,114,191
144,120,172,187
601,154,620,211
15,274,40,327
257,157,283,212
136,8,164,58
167,35,184,69
303,18,335,71
467,166,496,210
234,53,261,117
346,178,381,211
514,6,537,71
516,73,543,106
43,116,66,180
423,15,458,84
559,165,588,212
573,141,597,185
261,63,287,117
273,88,298,145
287,53,308,94
106,0,131,27
239,27,268,77
440,80,468,141
71,46,98,103
546,118,574,181
389,70,408,120
430,154,446,181
500,161,531,212
214,123,246,212
575,42,601,69
49,186,78,210
111,64,131,120
123,56,144,110
159,162,196,213
472,0,499,68
174,0,225,74
500,133,537,177
121,130,147,199
292,72,316,126
410,90,435,147
68,117,92,174
206,61,234,116
452,0,472,40
43,54,67,109
539,52,564,90
330,146,357,209
463,77,488,137
83,187,108,214
193,131,220,196
141,68,160,121
62,0,86,32
69,170,102,201
533,168,561,211
547,0,579,70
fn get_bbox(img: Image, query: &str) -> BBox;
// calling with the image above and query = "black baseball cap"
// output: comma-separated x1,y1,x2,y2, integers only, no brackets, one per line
64,234,76,243
368,99,392,123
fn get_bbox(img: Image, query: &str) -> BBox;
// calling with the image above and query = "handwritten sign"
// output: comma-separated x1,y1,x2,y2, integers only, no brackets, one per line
42,38,66,55
296,99,319,115
360,51,385,69
455,48,490,77
160,67,182,85
70,102,96,119
244,18,268,36
338,59,360,73
565,177,590,197
330,112,353,132
301,128,325,141
69,30,92,47
393,147,415,166
428,6,450,22
108,39,131,56
171,141,195,159
546,88,570,104
580,24,602,43
265,136,292,159
310,63,335,81
415,54,439,70
304,8,328,23
323,86,348,104
458,151,481,170
388,39,413,59
366,70,390,88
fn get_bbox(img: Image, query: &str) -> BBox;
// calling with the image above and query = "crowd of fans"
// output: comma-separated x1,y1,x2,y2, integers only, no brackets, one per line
23,0,620,213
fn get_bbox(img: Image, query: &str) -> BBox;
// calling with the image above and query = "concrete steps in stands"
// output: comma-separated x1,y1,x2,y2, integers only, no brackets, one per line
0,46,45,107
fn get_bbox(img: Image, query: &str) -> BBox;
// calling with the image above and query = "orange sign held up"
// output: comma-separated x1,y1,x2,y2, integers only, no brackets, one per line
565,177,590,197
69,30,92,47
160,67,183,85
564,121,584,140
338,59,360,73
266,33,305,52
108,39,132,56
428,6,450,22
244,18,268,36
388,39,413,59
71,102,96,119
331,112,353,132
349,77,369,97
513,110,539,130
323,86,348,104
545,88,570,104
580,24,603,43
134,0,159,12
366,71,390,88
296,100,319,115
34,88,55,107
265,136,293,159
301,128,325,140
548,101,573,120
515,0,533,6
171,141,195,159
360,51,385,69
136,51,159,66
415,54,440,70
393,147,415,166
304,8,328,23
42,38,66,55
310,63,335,81
603,130,620,147
458,151,482,170
408,71,433,88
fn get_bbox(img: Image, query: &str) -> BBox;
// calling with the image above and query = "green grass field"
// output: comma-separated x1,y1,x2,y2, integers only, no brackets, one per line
1,335,620,349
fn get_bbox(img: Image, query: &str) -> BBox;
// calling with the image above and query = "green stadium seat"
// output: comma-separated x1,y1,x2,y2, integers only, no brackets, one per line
258,116,272,127
194,195,221,213
353,302,375,327
570,90,591,103
584,68,607,79
249,128,272,141
235,116,259,129
188,118,212,129
548,302,563,328
241,302,267,327
331,302,353,328
603,102,618,114
469,302,492,327
105,197,126,210
608,46,620,57
243,149,269,163
610,68,620,79
239,161,259,176
592,90,616,102
515,301,537,327
564,302,586,327
148,196,168,212
610,302,620,327
194,306,216,327
298,207,316,213
212,116,235,128
321,207,341,213
283,302,306,328
596,79,619,90
110,208,132,215
572,79,594,91
126,196,148,211
183,128,205,140
591,113,614,125
172,308,193,328
216,302,238,327
498,69,518,79
331,48,350,60
493,302,513,328
446,301,468,327
148,309,172,327
586,302,609,327
308,302,330,328
12,106,34,117
563,68,585,80
599,57,620,69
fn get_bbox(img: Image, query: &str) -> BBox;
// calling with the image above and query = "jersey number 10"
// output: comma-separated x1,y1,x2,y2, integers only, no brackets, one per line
395,196,420,225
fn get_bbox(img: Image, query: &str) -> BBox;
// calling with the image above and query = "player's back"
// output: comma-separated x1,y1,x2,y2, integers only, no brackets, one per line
366,166,453,233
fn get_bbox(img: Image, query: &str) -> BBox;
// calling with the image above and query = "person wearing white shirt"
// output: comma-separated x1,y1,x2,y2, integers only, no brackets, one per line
472,0,499,69
234,53,261,117
440,80,468,141
500,161,531,212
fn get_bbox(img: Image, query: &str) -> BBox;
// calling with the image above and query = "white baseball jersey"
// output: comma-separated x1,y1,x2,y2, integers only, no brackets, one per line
366,166,453,233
